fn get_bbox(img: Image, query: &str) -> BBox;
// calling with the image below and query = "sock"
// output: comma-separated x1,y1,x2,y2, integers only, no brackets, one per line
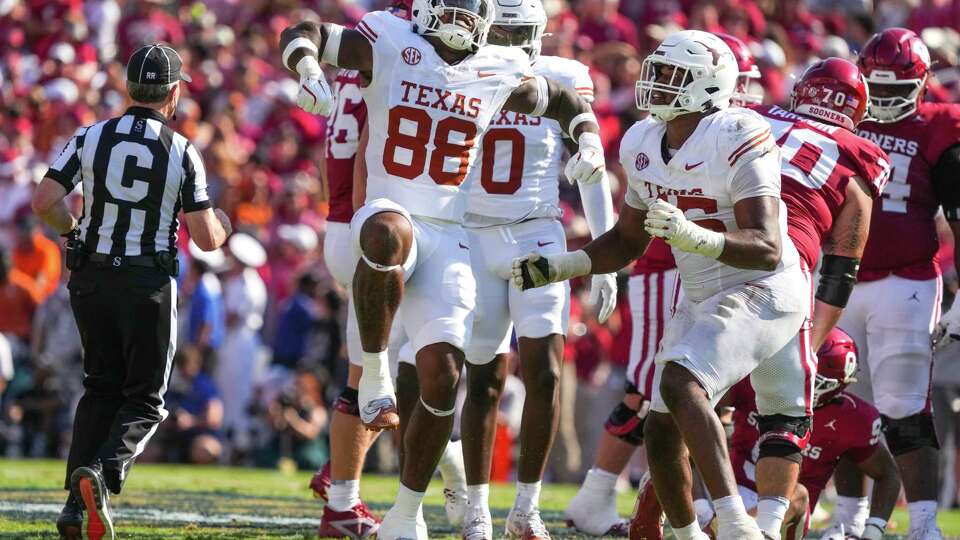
713,494,750,526
670,520,702,540
361,351,392,383
394,483,425,519
582,467,618,494
327,479,361,512
467,484,490,512
515,481,542,512
694,498,715,528
907,500,938,532
755,496,789,539
438,440,466,491
833,496,869,536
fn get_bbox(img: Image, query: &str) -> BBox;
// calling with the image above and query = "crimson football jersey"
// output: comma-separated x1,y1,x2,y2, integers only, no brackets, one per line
753,105,889,269
856,102,960,280
727,378,883,508
632,238,677,275
325,69,368,224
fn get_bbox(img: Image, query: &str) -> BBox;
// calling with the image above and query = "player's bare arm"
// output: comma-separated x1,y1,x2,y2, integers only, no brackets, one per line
812,177,874,348
854,445,901,539
716,196,782,271
32,178,76,235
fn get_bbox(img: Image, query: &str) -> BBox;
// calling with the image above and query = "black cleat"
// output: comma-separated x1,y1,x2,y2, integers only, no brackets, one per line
56,494,83,539
70,466,115,540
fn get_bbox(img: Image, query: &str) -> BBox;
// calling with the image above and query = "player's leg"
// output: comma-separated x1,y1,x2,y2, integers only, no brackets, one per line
351,200,416,431
865,276,943,538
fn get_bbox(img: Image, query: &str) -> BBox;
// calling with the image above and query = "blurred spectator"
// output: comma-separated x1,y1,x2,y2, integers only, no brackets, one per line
166,346,224,465
257,370,328,471
11,206,61,301
272,271,324,370
0,245,40,342
185,241,226,370
576,0,641,49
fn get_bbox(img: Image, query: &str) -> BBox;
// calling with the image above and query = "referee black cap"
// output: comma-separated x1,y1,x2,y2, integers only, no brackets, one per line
126,44,192,85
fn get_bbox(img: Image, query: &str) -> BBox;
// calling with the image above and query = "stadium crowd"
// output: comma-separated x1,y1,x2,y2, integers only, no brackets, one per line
4,0,960,506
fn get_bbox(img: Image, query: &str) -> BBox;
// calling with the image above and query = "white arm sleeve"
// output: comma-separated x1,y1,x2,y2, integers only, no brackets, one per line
578,170,616,239
729,149,781,203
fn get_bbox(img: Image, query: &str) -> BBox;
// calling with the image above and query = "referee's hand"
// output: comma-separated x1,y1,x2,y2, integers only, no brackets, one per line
215,208,233,237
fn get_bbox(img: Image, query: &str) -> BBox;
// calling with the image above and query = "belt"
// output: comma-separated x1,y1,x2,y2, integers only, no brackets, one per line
88,253,162,268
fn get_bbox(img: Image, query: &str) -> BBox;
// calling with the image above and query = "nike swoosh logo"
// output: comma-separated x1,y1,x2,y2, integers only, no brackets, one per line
537,241,554,247
684,161,705,171
477,71,496,78
459,242,469,250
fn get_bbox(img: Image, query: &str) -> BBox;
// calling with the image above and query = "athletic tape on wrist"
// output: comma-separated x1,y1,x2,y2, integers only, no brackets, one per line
568,112,598,137
420,397,455,417
283,37,318,69
322,24,344,66
531,76,549,117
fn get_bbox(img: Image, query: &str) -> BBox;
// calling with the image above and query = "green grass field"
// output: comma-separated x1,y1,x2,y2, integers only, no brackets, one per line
0,459,958,538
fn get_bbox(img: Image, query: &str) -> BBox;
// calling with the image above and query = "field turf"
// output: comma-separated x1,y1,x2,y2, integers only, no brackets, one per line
1,459,958,538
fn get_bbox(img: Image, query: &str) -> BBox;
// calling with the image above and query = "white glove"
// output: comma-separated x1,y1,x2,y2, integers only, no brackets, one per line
643,199,724,258
294,56,333,116
938,297,960,345
589,273,617,323
512,250,592,291
564,132,605,185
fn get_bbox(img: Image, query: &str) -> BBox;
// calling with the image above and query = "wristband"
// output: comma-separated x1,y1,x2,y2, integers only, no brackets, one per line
283,37,318,69
568,111,598,137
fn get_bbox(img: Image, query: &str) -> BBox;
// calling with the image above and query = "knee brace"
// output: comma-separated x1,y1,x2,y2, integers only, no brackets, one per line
604,402,648,446
335,387,359,416
881,412,940,456
757,414,812,464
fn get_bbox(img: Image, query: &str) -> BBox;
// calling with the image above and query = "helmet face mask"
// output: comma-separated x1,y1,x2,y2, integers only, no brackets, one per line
715,33,763,106
865,76,926,123
413,0,495,53
489,0,547,61
857,27,931,124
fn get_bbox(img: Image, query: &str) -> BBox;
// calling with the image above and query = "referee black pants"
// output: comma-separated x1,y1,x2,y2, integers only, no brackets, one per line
64,264,177,494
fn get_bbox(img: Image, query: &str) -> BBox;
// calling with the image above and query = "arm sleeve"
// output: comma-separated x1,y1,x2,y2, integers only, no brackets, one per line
44,128,86,192
729,148,781,203
624,184,648,210
578,171,616,238
181,144,212,212
932,143,960,221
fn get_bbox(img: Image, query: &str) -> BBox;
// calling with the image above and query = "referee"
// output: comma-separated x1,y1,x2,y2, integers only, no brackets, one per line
31,44,232,540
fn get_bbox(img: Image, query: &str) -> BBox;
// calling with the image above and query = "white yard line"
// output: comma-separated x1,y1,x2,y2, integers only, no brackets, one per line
0,501,320,527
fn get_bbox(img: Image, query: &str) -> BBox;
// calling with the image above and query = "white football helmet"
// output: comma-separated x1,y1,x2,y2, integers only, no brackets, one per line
636,30,738,122
412,0,496,52
489,0,547,61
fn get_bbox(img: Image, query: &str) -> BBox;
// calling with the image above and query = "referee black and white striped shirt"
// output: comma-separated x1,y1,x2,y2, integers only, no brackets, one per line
44,108,210,256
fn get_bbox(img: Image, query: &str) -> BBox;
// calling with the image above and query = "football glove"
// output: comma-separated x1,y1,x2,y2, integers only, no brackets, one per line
564,132,605,185
294,56,333,116
589,273,617,323
643,199,724,258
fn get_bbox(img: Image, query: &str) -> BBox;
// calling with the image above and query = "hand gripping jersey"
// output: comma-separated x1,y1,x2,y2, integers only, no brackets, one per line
856,102,960,280
620,107,800,303
727,378,883,508
357,10,532,222
326,69,368,224
753,105,890,268
463,55,593,225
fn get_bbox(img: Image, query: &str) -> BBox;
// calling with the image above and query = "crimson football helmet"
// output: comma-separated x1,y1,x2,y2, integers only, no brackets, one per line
858,27,932,123
715,33,762,106
813,327,859,408
789,57,869,131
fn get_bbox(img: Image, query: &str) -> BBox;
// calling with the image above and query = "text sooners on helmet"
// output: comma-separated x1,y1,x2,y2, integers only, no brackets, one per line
813,327,859,407
858,27,932,123
790,57,869,131
636,30,738,122
715,33,762,106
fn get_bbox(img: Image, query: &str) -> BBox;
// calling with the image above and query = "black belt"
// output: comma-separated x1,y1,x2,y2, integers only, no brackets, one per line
86,253,178,278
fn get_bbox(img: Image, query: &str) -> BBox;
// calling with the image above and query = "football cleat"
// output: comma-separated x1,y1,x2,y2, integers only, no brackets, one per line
310,461,332,501
444,487,468,528
629,472,664,540
70,466,114,540
317,503,381,539
716,516,764,540
378,506,428,540
563,484,628,536
56,494,83,540
908,523,945,540
506,507,551,540
462,506,494,540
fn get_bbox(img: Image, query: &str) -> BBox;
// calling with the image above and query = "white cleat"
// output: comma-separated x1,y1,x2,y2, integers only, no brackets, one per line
506,506,551,540
563,486,628,536
716,517,764,540
461,506,493,540
357,372,399,431
909,523,945,540
444,488,468,528
378,507,428,540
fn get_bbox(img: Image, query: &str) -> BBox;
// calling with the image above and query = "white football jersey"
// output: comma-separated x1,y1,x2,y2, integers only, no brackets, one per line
358,11,532,222
464,56,594,225
620,107,801,303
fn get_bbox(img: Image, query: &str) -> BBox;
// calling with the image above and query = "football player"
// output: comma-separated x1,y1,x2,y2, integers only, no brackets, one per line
831,28,960,540
567,33,760,537
458,1,616,538
279,0,604,537
514,30,809,540
716,328,901,540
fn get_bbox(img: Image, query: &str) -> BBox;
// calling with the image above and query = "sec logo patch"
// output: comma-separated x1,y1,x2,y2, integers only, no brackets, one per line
635,152,649,171
402,47,422,65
